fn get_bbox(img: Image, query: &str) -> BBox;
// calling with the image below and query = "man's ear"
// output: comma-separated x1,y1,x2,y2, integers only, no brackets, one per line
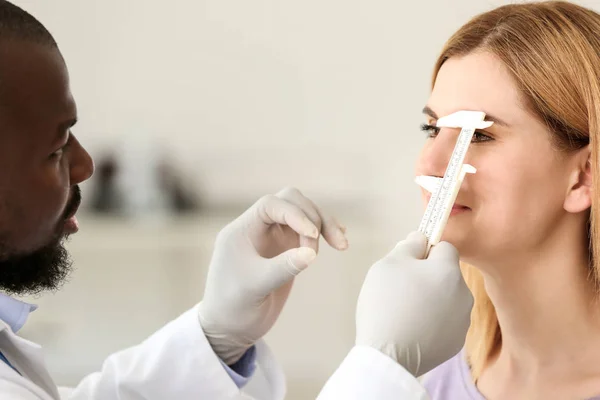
564,144,592,213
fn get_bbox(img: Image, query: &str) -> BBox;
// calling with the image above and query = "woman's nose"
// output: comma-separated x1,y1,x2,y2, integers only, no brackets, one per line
416,129,460,178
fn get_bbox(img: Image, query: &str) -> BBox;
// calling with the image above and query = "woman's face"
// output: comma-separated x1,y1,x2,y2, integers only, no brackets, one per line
416,51,586,267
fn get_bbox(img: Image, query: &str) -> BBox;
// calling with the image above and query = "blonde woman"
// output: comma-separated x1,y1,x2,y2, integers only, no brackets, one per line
419,1,600,399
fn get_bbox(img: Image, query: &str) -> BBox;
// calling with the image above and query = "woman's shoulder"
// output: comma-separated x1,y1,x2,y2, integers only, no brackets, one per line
420,350,484,400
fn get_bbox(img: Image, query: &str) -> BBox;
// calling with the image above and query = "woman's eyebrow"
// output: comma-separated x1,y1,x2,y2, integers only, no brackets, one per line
421,106,510,128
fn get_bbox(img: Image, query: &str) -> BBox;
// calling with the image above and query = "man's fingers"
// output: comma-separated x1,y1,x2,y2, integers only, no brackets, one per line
299,235,320,253
276,187,322,253
252,188,348,255
308,200,348,251
255,195,319,239
427,241,459,263
276,187,321,227
334,217,347,234
276,187,348,251
391,231,427,260
256,247,317,293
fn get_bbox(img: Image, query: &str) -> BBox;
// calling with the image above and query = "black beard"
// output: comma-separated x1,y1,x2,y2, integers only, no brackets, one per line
0,185,80,296
0,236,73,296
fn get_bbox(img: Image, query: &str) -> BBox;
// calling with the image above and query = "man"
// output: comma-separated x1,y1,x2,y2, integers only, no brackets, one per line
0,1,472,398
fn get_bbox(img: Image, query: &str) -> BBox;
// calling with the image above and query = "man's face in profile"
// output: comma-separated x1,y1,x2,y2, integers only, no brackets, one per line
0,40,94,295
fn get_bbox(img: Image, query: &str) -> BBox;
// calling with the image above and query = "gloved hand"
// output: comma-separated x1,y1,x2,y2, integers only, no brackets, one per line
355,231,473,376
198,187,348,365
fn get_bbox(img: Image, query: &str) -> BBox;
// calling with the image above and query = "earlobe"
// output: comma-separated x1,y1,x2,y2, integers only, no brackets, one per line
564,145,592,213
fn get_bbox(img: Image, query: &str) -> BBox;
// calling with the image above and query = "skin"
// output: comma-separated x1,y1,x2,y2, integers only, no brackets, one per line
0,39,93,287
416,51,600,399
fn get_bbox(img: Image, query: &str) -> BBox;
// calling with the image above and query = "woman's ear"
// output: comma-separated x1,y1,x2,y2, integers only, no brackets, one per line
564,144,592,213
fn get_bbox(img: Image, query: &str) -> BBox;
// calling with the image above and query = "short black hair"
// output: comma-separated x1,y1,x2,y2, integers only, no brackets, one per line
0,0,56,47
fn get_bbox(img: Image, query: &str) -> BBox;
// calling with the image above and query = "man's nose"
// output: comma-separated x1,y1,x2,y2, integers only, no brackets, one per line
69,136,95,185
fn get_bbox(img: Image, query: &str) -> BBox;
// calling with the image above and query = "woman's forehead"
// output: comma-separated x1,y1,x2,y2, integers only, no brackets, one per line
427,52,527,127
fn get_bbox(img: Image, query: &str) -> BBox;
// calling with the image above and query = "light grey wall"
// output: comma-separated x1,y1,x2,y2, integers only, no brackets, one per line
12,1,600,398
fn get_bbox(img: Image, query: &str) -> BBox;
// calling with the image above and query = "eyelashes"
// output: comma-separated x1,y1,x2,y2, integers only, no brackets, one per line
420,123,493,143
420,123,440,138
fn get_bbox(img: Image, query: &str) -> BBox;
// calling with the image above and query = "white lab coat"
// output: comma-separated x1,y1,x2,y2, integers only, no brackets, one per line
0,305,429,399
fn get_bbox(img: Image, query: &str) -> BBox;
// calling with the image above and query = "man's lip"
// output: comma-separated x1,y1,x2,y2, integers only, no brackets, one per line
65,205,79,220
64,215,79,234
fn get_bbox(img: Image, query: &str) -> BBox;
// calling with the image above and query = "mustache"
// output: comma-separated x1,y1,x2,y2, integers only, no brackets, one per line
63,185,81,221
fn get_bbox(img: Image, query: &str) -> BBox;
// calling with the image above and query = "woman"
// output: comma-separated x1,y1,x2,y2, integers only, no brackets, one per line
418,1,600,399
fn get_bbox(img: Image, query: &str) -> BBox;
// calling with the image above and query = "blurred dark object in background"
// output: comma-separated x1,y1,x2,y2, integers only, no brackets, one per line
89,148,202,216
157,158,202,213
90,153,124,214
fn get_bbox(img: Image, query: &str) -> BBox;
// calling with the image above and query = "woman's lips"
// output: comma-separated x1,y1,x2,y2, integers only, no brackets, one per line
424,194,471,215
450,204,470,216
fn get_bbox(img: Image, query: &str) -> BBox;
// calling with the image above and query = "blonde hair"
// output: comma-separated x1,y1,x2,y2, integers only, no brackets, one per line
431,1,600,380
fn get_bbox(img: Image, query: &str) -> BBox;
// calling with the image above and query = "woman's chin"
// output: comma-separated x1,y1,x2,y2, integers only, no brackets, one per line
439,226,475,257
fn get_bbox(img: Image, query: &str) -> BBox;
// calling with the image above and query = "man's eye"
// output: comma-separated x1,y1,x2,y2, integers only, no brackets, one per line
50,141,69,159
49,148,64,159
50,133,72,159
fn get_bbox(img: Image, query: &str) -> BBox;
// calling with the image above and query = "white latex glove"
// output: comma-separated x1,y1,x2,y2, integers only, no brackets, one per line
355,231,473,377
198,187,348,365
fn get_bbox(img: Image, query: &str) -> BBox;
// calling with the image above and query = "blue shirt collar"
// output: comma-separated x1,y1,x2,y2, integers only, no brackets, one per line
0,293,37,333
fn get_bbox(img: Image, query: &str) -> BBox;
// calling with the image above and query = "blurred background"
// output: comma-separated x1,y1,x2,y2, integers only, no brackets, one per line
9,0,600,398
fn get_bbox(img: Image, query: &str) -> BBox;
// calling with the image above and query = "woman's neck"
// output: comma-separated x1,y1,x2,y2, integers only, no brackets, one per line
482,220,600,375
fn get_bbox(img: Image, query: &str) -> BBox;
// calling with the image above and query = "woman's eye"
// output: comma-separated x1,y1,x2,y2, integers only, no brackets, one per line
472,131,493,143
420,123,440,138
420,123,493,143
